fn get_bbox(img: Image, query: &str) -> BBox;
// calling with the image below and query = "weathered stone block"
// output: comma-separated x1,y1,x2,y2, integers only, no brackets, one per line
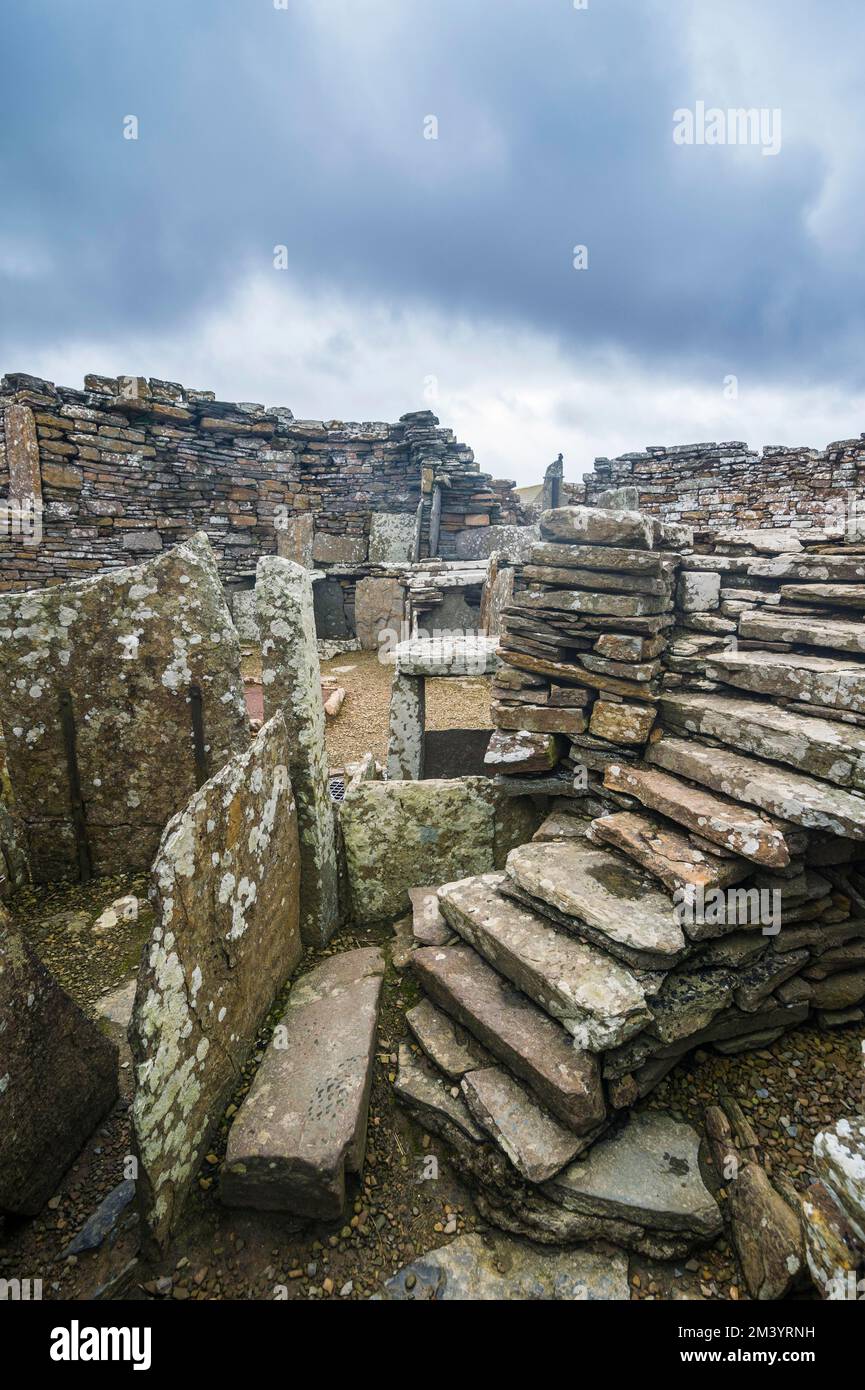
368,512,416,564
312,532,368,565
340,778,496,922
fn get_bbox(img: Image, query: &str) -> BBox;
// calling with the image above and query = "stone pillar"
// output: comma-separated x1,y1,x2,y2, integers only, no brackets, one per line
541,454,564,511
387,673,425,780
256,557,340,945
428,482,443,557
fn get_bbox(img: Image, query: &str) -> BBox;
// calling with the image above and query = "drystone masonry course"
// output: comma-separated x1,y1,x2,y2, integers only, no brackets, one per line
0,531,249,882
0,372,525,590
130,713,302,1253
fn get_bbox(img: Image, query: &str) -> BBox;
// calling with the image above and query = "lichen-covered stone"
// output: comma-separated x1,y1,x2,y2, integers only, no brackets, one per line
0,532,248,881
130,714,301,1252
340,779,496,923
0,907,118,1215
256,557,339,945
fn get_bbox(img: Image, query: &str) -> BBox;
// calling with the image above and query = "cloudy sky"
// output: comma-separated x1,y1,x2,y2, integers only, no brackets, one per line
2,0,864,484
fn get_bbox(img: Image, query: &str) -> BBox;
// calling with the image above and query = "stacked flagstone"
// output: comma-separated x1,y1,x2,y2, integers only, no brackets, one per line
484,505,690,793
395,504,865,1253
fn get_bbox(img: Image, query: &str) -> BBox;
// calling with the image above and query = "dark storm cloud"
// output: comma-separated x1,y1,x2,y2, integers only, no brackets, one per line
1,0,864,385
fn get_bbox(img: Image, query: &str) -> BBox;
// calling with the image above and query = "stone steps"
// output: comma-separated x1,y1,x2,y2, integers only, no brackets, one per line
588,809,751,894
461,1067,587,1183
646,736,865,841
503,840,689,969
220,948,384,1220
410,943,605,1134
660,691,865,791
437,871,650,1049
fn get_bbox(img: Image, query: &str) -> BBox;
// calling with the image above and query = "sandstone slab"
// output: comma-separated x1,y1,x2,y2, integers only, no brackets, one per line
461,1068,585,1183
646,736,865,841
588,811,750,895
660,691,865,792
405,998,491,1077
341,779,495,923
257,557,340,945
539,506,655,549
603,762,792,867
380,1231,630,1301
739,611,865,657
543,1112,721,1239
484,729,563,774
0,533,248,881
706,650,865,715
221,948,384,1219
589,700,656,745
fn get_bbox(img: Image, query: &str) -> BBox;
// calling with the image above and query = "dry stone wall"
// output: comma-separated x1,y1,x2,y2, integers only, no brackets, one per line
582,437,865,535
0,372,524,591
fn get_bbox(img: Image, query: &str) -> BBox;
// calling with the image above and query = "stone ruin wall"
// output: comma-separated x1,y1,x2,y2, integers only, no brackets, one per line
0,371,525,594
581,437,865,534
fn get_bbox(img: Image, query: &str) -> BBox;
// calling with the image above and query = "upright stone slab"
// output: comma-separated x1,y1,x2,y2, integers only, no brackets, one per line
0,533,248,881
387,672,425,779
221,947,385,1219
355,577,405,652
341,779,496,923
0,909,118,1215
130,715,302,1252
256,557,340,946
276,512,314,568
368,512,417,564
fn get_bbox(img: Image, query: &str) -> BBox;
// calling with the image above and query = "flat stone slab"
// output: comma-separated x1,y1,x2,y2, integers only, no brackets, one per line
603,762,793,868
438,872,649,1049
411,945,605,1134
531,542,668,574
706,650,865,716
221,947,385,1220
543,1112,722,1238
461,1068,586,1183
405,998,492,1078
532,808,590,841
660,691,865,792
781,583,865,609
394,635,499,677
739,612,865,657
588,811,750,896
393,1042,485,1144
646,736,865,841
504,841,687,970
341,779,496,923
379,1231,630,1301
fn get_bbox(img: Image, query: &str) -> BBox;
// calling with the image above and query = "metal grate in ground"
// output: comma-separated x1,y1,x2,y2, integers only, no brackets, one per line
328,775,345,802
